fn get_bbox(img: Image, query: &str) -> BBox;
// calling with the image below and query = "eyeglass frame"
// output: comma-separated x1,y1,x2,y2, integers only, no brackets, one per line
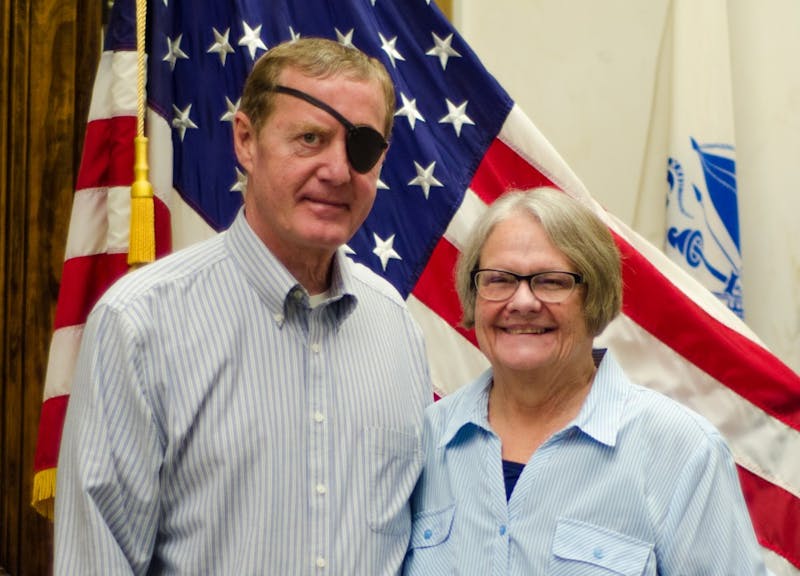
471,268,585,303
268,84,389,174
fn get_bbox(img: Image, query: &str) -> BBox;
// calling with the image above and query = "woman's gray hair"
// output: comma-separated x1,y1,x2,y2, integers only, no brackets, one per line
455,187,622,336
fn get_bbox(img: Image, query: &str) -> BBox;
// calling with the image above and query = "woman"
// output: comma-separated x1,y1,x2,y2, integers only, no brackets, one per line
404,188,766,574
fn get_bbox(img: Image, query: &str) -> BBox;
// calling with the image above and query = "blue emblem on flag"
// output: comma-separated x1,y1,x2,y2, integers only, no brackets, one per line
666,138,743,318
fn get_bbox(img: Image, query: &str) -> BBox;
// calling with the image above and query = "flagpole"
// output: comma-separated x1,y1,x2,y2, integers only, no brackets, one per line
128,0,155,265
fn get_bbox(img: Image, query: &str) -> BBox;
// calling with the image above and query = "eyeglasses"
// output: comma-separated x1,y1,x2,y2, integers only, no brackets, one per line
269,85,389,174
471,269,584,303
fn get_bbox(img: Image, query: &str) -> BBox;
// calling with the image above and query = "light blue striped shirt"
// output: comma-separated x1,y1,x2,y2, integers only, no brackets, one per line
55,210,432,575
404,351,767,575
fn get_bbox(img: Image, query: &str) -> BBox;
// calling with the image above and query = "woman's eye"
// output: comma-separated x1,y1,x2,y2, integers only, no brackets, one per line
488,274,513,285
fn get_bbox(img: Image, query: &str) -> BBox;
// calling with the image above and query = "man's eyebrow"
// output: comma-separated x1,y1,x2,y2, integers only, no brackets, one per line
291,120,337,136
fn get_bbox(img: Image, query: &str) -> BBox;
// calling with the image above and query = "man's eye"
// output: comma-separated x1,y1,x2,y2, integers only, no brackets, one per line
302,133,319,145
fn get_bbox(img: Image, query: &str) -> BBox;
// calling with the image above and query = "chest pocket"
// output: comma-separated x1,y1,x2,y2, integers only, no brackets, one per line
404,505,456,575
364,426,423,535
409,504,456,549
549,517,653,576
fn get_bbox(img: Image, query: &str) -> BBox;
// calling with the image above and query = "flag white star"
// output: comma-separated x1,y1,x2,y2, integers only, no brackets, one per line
220,97,240,123
342,244,356,256
439,99,475,137
408,161,444,199
379,33,405,68
208,27,235,66
163,34,189,71
289,26,301,41
239,21,267,59
426,32,461,70
372,233,402,270
172,104,198,141
377,177,389,191
230,167,248,196
395,93,425,130
335,28,355,48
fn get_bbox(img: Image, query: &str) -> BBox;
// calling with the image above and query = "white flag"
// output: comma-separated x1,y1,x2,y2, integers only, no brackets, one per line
664,0,744,318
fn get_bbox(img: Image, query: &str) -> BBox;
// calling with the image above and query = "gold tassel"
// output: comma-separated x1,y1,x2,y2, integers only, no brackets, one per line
31,467,57,521
128,135,155,265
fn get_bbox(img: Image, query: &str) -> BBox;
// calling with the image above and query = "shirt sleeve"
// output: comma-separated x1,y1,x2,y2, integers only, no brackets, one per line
54,301,162,576
655,429,768,575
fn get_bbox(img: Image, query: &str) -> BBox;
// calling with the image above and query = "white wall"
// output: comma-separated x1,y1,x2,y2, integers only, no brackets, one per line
452,0,800,373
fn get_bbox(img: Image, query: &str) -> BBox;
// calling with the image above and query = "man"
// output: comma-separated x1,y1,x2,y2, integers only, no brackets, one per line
55,38,432,575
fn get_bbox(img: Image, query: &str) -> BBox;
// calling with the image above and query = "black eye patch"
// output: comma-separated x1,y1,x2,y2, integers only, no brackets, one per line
270,85,388,173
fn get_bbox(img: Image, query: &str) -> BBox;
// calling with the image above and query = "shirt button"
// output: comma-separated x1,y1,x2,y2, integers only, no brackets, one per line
313,411,325,423
273,313,284,324
499,525,507,536
311,342,321,353
293,290,304,301
423,528,433,540
315,483,327,495
315,557,327,569
593,547,604,559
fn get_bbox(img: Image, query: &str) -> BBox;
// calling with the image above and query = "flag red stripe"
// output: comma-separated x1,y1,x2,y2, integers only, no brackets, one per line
75,117,137,189
470,138,555,204
153,195,173,257
739,466,800,568
53,253,130,329
615,238,800,430
53,196,172,330
412,237,477,348
32,395,69,472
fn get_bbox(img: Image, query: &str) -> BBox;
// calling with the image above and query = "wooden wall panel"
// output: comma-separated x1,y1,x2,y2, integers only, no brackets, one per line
1,0,101,574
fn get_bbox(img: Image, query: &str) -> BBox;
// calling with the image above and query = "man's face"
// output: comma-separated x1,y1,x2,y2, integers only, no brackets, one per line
234,67,388,264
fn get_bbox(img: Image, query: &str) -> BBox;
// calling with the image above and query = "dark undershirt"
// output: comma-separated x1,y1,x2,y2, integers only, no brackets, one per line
502,460,525,501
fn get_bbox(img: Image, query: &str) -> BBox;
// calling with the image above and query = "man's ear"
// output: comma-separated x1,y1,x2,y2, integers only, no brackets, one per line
233,111,255,174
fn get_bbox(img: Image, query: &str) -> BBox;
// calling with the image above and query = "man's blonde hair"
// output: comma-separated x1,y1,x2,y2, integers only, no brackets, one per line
239,37,395,137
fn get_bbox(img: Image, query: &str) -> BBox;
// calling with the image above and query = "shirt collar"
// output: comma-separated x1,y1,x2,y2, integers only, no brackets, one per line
437,350,630,449
569,349,629,447
226,209,357,324
438,368,494,448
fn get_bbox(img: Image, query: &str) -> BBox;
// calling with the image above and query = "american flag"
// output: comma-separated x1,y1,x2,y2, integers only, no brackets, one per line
34,0,800,572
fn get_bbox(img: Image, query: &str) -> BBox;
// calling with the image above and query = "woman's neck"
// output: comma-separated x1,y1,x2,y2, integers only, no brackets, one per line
488,359,596,463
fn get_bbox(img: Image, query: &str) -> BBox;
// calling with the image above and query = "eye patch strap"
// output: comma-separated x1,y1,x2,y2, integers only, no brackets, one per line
272,85,358,132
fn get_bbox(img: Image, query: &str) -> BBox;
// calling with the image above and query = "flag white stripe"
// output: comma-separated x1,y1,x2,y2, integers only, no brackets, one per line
442,187,486,250
406,296,488,397
763,548,800,576
106,185,133,252
87,52,138,121
43,325,84,401
64,188,108,258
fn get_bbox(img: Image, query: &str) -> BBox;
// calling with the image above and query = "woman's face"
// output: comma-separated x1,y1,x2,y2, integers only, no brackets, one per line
473,213,592,376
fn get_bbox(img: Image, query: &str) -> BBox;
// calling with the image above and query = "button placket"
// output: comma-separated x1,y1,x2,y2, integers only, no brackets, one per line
308,308,330,570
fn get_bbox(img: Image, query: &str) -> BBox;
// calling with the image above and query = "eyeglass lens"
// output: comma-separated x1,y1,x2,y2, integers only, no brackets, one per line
270,85,388,173
474,270,580,302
